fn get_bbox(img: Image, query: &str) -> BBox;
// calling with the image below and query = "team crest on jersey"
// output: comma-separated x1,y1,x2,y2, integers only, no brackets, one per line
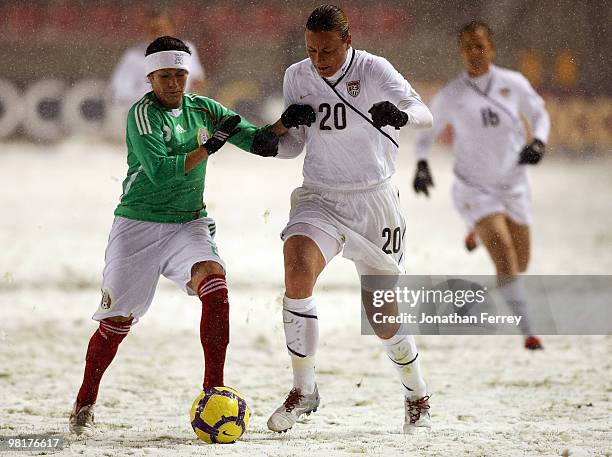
346,80,361,97
499,87,511,97
100,289,112,310
197,127,208,146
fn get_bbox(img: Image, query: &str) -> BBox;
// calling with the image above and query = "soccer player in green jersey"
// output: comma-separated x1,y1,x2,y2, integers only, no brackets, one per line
69,36,279,436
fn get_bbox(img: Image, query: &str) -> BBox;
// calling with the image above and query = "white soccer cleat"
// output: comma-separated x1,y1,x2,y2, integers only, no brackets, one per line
69,402,96,436
267,385,320,433
403,395,431,433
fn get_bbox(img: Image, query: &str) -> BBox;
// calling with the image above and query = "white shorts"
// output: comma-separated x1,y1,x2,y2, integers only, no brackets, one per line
281,182,406,276
452,179,531,230
92,216,224,323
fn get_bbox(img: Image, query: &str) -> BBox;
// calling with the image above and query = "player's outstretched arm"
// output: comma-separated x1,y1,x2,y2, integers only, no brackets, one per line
268,102,316,137
264,104,314,159
264,103,317,157
413,160,434,197
518,139,545,165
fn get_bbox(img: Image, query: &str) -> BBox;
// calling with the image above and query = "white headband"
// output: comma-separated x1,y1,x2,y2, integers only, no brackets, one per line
144,50,191,75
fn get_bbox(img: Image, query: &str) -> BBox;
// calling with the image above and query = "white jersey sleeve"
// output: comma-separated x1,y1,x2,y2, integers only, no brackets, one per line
277,66,307,159
514,74,550,142
415,90,451,161
110,48,149,105
370,56,433,129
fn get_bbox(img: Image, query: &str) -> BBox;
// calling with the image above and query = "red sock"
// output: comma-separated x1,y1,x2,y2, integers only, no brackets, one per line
76,318,132,407
197,274,230,389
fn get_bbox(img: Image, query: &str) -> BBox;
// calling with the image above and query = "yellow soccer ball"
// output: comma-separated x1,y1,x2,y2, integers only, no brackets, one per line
190,386,250,444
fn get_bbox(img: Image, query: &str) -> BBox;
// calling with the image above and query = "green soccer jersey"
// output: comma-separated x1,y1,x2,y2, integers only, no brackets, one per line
115,92,266,223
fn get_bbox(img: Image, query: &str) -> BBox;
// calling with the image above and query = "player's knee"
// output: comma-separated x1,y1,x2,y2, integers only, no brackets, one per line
285,257,317,279
285,261,318,296
191,261,225,288
284,255,319,294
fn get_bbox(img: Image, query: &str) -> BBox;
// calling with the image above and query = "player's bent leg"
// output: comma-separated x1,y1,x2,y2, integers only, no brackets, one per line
361,288,400,339
505,218,542,348
506,217,530,273
283,296,319,391
359,266,430,432
283,234,327,298
376,328,431,432
283,234,325,396
268,235,327,433
268,295,321,433
474,213,520,277
71,316,134,436
475,215,541,348
194,261,230,389
373,319,430,431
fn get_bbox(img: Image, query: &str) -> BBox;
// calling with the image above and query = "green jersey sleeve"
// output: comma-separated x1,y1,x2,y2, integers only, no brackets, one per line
198,97,266,153
126,100,187,186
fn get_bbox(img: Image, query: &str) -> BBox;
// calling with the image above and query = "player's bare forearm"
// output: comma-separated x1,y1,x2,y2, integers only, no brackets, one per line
185,146,209,174
270,119,289,137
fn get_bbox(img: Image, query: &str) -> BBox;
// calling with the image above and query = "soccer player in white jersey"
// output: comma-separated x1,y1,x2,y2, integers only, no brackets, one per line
264,5,434,433
109,13,206,106
413,21,551,350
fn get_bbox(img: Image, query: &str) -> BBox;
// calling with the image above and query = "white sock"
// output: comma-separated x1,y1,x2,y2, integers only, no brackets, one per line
291,356,316,395
498,276,534,336
380,333,427,398
283,295,318,394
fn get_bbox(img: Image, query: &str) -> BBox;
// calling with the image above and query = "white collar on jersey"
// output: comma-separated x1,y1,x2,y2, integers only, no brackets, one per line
324,47,354,83
465,64,496,92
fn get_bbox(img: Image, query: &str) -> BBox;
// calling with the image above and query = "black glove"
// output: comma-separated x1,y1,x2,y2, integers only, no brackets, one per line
518,139,545,165
413,160,434,197
281,104,316,129
203,115,241,155
251,129,279,157
368,101,408,129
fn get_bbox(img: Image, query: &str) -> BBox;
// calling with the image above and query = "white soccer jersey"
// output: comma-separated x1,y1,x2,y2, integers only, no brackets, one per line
278,48,432,190
110,41,206,105
415,64,550,189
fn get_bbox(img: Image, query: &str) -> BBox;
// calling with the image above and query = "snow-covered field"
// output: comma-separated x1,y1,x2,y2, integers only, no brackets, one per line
1,136,610,456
